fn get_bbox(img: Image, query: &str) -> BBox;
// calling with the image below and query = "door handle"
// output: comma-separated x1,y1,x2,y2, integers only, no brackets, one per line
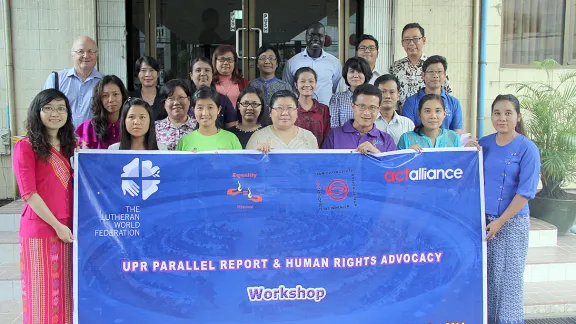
235,28,249,59
249,28,263,59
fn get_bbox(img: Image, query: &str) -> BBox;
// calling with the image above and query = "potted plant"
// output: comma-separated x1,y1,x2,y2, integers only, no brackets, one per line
507,59,576,235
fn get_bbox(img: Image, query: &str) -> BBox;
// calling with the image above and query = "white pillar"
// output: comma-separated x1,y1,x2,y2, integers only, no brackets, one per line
362,0,394,74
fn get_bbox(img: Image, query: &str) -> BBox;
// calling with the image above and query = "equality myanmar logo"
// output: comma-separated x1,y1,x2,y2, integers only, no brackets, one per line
226,172,262,206
121,158,161,200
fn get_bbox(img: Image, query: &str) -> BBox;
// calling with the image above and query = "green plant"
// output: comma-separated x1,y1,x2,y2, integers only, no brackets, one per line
507,59,576,199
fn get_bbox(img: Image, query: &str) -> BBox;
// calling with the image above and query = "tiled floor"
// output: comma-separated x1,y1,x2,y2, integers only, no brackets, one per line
528,235,576,264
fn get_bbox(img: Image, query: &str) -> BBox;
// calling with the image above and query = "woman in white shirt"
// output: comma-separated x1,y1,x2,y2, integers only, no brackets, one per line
246,90,318,152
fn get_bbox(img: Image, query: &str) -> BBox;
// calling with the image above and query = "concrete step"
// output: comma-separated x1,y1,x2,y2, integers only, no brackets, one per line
0,232,18,264
0,213,19,232
524,280,576,317
525,234,576,283
530,217,558,248
0,262,20,303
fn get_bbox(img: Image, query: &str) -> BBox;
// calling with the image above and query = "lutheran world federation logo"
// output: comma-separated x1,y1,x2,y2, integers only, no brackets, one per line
121,158,160,200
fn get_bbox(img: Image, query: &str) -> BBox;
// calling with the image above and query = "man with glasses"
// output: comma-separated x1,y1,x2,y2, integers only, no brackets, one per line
390,23,452,105
283,22,342,106
321,84,397,153
43,36,103,128
401,55,463,134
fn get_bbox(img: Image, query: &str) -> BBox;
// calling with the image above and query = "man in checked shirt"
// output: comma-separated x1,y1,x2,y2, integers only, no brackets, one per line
389,23,452,108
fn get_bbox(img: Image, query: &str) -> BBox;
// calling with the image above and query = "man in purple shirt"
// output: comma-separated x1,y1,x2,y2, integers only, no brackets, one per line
322,84,397,153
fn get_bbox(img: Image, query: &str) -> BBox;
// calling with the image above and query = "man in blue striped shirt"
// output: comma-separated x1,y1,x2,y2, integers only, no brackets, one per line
43,36,103,128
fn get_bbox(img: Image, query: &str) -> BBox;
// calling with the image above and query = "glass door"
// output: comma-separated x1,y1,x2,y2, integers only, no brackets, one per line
126,0,360,90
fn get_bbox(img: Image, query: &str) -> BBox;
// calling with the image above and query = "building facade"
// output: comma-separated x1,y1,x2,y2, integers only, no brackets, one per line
0,0,575,198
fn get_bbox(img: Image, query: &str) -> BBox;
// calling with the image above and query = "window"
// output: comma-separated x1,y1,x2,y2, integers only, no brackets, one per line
501,0,576,66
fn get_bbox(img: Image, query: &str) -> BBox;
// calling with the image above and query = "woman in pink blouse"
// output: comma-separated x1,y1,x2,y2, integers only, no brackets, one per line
212,45,249,106
12,89,77,323
76,75,128,148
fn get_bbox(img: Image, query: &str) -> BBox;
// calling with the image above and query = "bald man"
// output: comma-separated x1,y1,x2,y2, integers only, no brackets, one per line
43,36,104,128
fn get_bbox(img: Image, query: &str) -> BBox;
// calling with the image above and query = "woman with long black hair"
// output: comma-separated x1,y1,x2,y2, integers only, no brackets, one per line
76,75,128,149
12,89,77,323
108,97,166,150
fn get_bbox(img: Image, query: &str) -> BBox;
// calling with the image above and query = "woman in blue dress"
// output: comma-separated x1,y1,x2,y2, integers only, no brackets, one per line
397,93,461,150
476,94,540,324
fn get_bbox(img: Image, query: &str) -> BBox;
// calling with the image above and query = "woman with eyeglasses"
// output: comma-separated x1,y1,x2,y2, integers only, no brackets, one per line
329,57,373,128
246,90,318,153
249,45,293,110
129,56,166,121
76,75,128,149
212,45,249,107
293,67,330,147
176,86,242,152
108,98,167,150
227,87,266,148
13,89,77,323
189,57,238,129
155,79,197,150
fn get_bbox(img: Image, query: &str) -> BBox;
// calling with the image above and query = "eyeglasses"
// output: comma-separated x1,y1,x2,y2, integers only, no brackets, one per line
425,70,445,76
354,103,379,113
72,49,98,55
258,56,277,62
239,101,262,108
401,37,423,45
166,96,189,104
41,106,67,114
217,57,235,63
358,45,377,52
272,106,297,113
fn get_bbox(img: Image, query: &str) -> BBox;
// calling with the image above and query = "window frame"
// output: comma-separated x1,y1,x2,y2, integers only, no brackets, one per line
500,0,576,68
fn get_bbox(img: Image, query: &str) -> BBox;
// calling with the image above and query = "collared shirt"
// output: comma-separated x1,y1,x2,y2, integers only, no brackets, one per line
374,111,415,144
336,67,384,92
479,133,540,216
329,89,354,128
283,49,342,105
249,77,293,108
294,99,330,147
389,54,452,103
154,116,197,150
43,67,104,128
401,88,463,131
397,128,460,150
321,120,397,152
75,119,120,149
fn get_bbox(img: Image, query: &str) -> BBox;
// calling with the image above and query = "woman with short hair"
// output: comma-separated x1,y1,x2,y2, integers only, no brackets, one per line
154,79,197,150
246,90,318,152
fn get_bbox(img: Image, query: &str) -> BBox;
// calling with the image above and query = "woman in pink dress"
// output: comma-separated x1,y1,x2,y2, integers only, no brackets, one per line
76,75,128,148
12,88,77,323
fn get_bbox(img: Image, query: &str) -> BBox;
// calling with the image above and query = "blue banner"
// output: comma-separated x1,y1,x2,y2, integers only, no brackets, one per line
74,149,486,324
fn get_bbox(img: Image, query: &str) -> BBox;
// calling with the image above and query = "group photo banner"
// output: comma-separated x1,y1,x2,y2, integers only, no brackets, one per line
73,148,487,324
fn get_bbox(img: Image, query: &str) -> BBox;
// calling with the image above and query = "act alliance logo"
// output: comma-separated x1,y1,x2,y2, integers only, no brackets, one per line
121,158,161,200
383,167,464,183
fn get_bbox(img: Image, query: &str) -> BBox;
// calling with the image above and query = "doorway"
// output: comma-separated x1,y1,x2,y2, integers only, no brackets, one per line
126,0,362,90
